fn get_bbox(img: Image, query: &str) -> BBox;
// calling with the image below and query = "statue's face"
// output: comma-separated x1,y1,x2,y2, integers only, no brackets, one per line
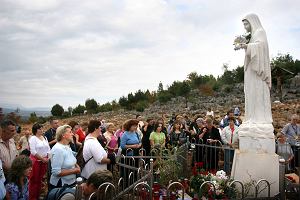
243,20,251,32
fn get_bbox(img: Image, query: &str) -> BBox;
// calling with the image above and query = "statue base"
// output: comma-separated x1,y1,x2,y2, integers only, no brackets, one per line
231,123,279,197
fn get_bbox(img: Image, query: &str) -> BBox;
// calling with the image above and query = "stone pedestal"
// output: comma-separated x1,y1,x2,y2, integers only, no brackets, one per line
231,122,279,197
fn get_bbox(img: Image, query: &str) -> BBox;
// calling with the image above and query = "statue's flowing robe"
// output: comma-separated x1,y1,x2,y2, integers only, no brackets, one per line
243,14,272,124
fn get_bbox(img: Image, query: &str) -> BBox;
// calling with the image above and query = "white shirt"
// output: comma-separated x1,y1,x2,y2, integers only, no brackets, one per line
81,135,107,179
221,125,239,146
29,136,50,157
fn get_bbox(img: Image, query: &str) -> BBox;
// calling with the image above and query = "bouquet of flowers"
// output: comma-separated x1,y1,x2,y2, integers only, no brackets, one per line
233,32,251,50
190,163,236,199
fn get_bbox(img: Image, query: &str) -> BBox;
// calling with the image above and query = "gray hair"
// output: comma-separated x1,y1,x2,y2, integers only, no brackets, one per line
291,114,299,120
56,125,72,141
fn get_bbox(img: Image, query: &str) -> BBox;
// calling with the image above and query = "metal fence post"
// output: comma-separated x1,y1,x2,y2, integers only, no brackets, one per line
150,158,154,200
279,159,286,200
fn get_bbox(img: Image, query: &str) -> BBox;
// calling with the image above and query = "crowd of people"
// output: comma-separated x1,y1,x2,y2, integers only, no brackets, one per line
0,109,299,200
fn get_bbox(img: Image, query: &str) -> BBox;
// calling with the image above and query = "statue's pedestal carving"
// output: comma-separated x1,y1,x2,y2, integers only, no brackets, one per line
231,123,279,197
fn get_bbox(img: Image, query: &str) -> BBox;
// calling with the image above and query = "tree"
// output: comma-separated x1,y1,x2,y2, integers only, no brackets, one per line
51,104,64,117
158,82,164,93
119,96,128,108
158,91,172,103
111,100,120,111
85,98,98,113
68,106,73,116
233,66,244,83
98,102,113,112
135,101,148,112
28,112,38,123
73,104,86,115
177,81,191,108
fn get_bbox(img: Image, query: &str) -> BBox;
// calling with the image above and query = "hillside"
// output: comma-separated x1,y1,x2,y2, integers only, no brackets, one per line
29,86,299,135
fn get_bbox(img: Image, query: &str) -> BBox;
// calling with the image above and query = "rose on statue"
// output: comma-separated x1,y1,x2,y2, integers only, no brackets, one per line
233,32,251,50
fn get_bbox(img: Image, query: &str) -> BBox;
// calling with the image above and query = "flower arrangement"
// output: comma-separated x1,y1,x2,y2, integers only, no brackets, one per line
190,162,236,199
233,32,251,50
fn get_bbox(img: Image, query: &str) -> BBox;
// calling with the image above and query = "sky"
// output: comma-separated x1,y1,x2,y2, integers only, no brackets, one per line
0,0,299,110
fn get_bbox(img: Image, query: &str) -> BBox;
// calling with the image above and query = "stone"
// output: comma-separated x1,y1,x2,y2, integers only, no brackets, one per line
231,150,279,197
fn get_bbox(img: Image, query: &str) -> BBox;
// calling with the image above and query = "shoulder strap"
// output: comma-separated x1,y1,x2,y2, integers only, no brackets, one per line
83,137,96,163
57,186,76,199
135,132,141,143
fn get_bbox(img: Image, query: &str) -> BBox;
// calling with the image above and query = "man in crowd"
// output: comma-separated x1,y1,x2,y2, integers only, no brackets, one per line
45,118,59,148
60,170,113,200
281,114,300,169
281,114,300,146
220,110,240,129
0,120,19,176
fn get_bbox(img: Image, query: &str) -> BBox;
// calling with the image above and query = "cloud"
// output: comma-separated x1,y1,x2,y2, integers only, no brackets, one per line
0,0,299,108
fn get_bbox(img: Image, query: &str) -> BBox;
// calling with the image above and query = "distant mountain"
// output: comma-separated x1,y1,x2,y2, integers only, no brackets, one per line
2,107,51,117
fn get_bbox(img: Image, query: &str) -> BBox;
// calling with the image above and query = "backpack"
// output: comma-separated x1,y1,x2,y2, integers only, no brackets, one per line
47,185,75,200
76,138,93,170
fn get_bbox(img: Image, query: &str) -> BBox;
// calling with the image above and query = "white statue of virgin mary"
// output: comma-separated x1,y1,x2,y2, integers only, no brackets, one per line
240,14,273,125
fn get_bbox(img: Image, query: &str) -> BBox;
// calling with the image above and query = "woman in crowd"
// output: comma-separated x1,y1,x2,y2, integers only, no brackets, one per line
142,118,155,156
120,119,141,188
170,120,186,146
156,118,168,148
150,122,166,149
115,124,124,147
189,116,203,142
199,118,222,172
68,121,82,152
28,123,50,200
81,120,113,179
18,128,31,155
5,155,32,200
103,123,118,154
49,125,81,191
120,119,142,156
221,117,239,173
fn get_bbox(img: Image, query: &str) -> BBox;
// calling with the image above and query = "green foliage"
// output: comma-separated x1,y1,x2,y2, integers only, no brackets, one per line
187,72,218,89
119,90,154,111
51,104,64,117
271,53,300,84
111,100,121,111
223,85,233,93
158,91,172,103
72,104,85,115
85,98,98,113
168,81,191,97
62,111,71,118
135,101,149,112
232,66,244,83
98,102,113,112
158,82,164,92
37,116,47,124
28,112,38,123
118,96,128,107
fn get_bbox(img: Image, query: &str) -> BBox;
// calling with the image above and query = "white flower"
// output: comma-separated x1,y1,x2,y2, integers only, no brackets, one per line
216,170,228,180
